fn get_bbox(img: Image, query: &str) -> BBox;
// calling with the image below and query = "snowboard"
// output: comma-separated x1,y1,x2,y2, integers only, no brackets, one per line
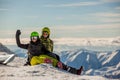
0,54,16,65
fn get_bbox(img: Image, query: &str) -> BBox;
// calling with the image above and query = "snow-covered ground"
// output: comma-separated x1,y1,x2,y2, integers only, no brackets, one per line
0,57,107,80
0,37,120,80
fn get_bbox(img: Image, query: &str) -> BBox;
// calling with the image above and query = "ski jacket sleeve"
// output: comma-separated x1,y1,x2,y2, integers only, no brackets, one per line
16,30,29,49
41,44,60,61
50,39,54,52
40,38,54,52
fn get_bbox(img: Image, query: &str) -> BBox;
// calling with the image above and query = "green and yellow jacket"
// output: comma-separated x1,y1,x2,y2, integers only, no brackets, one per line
40,37,53,52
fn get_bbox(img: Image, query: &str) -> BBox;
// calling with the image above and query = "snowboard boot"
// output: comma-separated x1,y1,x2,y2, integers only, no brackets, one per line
77,66,83,75
57,61,63,69
57,62,83,75
24,61,31,66
62,64,83,75
24,55,32,66
67,66,83,75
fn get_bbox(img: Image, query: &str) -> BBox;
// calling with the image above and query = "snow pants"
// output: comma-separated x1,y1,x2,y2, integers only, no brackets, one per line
30,55,58,67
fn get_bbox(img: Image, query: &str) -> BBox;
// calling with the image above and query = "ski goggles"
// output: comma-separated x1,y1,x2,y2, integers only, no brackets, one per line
43,32,48,36
31,36,38,40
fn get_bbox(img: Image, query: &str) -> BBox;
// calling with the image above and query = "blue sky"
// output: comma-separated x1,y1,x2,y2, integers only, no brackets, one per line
0,0,120,38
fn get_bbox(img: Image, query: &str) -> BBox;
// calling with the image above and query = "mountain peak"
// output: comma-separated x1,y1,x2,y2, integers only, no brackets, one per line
0,43,14,54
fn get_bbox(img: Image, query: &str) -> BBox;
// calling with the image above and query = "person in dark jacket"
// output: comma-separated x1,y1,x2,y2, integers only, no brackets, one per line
16,30,59,65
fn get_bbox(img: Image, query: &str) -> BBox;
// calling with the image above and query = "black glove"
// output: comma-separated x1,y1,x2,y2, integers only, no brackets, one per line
16,30,21,36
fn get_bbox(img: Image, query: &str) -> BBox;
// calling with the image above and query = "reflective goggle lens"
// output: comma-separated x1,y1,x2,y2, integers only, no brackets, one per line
31,37,37,40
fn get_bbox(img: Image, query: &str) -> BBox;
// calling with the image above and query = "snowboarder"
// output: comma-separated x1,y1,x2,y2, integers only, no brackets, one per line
40,27,60,61
40,27,53,52
31,54,83,75
16,30,59,65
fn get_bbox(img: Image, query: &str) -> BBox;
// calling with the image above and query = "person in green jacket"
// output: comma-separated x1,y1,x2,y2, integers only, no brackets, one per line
40,27,53,52
40,27,60,61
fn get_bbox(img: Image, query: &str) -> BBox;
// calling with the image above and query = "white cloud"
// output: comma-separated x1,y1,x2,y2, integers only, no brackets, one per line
0,23,120,39
90,12,120,23
12,23,120,36
101,18,120,23
91,13,120,17
44,0,120,8
51,23,120,30
44,2,100,7
101,0,120,2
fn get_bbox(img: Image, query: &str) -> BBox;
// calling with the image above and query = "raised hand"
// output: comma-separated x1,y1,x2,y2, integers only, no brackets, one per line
16,30,21,36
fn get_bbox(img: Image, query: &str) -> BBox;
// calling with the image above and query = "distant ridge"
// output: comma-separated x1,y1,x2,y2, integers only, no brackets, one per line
0,43,14,54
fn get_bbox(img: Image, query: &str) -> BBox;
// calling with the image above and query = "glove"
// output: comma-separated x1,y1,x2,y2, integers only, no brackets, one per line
16,30,21,36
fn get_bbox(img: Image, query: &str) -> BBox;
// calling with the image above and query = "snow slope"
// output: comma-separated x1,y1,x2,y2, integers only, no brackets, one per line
0,42,108,80
102,50,120,67
0,57,108,80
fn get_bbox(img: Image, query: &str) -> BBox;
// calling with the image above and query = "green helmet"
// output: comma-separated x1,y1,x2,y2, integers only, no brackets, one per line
30,31,39,37
42,27,50,35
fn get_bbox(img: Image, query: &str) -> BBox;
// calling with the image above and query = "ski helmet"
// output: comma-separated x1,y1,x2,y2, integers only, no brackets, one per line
42,27,50,35
30,31,39,37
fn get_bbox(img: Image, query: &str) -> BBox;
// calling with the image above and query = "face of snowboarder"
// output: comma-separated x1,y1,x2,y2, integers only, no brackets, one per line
31,36,38,42
42,27,50,38
43,32,48,38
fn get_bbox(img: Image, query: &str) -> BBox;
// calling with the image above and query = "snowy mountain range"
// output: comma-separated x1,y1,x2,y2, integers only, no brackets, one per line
60,49,120,79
